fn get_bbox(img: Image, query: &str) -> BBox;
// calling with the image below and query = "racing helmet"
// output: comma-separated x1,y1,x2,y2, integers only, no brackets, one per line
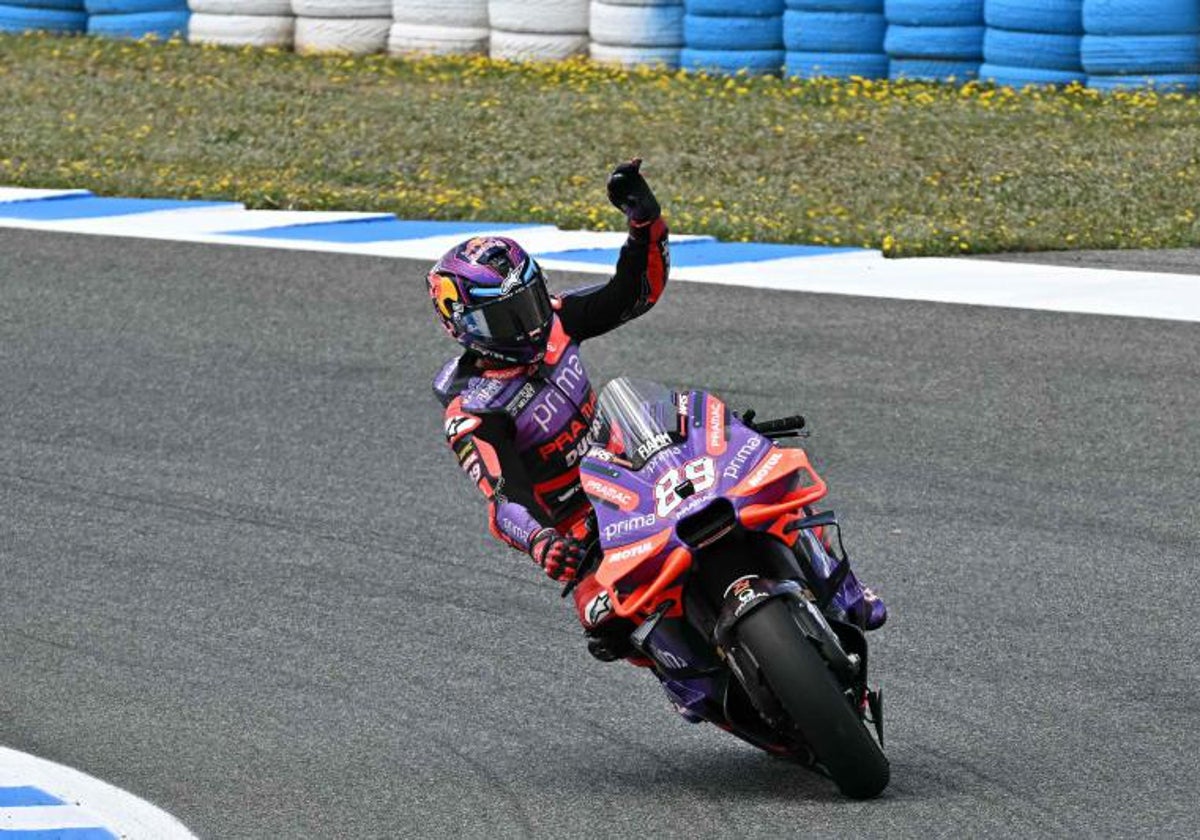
427,236,554,364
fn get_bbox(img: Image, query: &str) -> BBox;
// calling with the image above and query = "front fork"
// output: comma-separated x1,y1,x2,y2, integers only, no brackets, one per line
714,576,884,746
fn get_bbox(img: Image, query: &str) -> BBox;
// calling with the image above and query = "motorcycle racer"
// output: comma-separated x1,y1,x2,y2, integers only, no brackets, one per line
430,160,886,649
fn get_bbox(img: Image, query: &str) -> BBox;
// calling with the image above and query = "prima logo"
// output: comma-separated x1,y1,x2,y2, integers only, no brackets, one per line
722,435,763,479
603,513,656,541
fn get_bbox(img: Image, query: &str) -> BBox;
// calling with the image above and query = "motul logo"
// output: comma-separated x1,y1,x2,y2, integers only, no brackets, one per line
583,477,634,508
606,540,655,564
747,452,784,488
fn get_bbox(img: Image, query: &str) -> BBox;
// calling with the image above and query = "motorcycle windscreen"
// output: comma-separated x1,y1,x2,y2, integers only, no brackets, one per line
594,377,687,470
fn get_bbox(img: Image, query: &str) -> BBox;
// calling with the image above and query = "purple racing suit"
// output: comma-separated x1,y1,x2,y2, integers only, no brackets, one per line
433,217,671,552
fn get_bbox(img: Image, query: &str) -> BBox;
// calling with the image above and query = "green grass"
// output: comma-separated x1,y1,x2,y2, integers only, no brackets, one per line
2,33,1200,256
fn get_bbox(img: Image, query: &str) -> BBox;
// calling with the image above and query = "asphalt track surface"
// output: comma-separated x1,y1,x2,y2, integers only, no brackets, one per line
2,228,1198,839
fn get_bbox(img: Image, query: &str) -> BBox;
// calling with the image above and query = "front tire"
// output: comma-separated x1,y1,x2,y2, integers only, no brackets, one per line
734,598,889,799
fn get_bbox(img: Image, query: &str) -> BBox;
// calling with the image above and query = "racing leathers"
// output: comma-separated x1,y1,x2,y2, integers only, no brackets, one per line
433,216,670,577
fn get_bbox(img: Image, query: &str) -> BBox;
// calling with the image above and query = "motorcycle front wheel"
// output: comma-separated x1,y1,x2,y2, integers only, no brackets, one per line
734,598,890,799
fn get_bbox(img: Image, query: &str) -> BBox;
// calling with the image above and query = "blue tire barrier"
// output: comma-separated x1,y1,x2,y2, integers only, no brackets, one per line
787,0,880,11
1082,0,1199,38
785,50,888,77
885,24,984,60
680,47,785,73
3,0,84,10
0,3,85,30
979,62,1083,85
783,10,885,52
984,0,1081,34
888,57,980,80
1087,73,1200,92
84,0,182,11
86,8,187,37
685,0,782,17
684,13,782,50
983,28,1080,71
1081,34,1200,75
884,0,982,27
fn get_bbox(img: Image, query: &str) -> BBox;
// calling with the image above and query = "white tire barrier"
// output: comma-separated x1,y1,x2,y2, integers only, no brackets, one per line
489,0,586,34
589,41,679,66
589,0,681,67
490,27,588,60
294,13,389,52
392,0,486,28
390,0,487,55
188,11,292,46
387,21,488,55
189,0,289,13
489,0,588,61
292,0,388,16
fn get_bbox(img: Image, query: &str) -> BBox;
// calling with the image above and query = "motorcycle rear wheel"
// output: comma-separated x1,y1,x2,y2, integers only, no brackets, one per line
735,598,889,799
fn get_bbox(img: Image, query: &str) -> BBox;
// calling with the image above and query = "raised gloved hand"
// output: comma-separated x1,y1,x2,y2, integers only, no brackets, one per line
606,158,661,225
530,528,588,582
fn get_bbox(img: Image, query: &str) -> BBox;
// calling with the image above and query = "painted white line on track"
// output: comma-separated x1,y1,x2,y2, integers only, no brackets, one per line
2,188,1198,323
0,747,198,840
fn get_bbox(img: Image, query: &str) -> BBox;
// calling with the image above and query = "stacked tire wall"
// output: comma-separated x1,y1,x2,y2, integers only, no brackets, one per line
884,0,984,82
682,0,784,75
188,0,293,49
1082,0,1200,92
292,0,390,54
85,0,188,39
488,0,588,62
0,0,87,35
981,0,1083,88
589,0,684,69
784,0,887,80
390,0,488,57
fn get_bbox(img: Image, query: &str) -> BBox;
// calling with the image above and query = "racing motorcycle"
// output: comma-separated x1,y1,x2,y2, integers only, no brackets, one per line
570,377,888,799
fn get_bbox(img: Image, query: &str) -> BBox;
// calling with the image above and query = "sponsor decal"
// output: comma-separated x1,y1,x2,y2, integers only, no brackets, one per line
653,647,690,671
676,392,690,418
469,462,482,482
722,435,763,480
707,397,727,456
605,538,658,565
746,451,784,489
470,376,507,405
500,516,534,546
433,275,461,319
586,446,614,462
536,391,600,465
531,353,588,434
455,440,477,464
499,272,522,295
585,591,613,627
505,382,537,415
603,513,656,541
445,413,481,442
635,432,674,462
582,476,638,510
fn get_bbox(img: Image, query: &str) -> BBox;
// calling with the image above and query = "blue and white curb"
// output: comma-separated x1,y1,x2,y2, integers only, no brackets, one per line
0,747,197,840
2,187,1199,323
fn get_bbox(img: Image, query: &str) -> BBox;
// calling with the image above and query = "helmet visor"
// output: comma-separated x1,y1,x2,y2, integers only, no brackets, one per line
459,280,553,342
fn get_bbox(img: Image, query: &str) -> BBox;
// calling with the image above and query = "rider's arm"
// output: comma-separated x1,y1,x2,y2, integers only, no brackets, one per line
442,400,551,553
556,160,669,342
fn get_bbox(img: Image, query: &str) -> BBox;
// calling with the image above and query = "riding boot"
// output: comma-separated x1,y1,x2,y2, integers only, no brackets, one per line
792,525,887,631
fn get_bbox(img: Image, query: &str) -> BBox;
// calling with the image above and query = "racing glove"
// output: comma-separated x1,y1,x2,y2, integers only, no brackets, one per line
530,528,587,582
606,158,661,225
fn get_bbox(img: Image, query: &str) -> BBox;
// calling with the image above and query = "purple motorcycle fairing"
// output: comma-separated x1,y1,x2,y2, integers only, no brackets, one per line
579,378,804,726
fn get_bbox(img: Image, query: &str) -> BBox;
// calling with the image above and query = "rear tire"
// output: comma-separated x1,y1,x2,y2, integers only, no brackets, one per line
734,598,889,799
